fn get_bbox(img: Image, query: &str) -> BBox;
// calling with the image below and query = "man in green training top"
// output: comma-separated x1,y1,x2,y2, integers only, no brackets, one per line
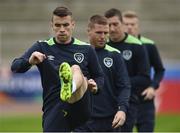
104,8,151,132
123,10,165,132
11,6,104,132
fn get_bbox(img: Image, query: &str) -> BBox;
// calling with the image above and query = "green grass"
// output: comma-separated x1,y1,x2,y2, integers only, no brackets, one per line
0,115,42,132
0,114,180,132
155,113,180,132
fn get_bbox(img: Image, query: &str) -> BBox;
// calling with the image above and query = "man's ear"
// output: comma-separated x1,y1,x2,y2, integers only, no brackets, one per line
87,27,92,33
72,20,75,29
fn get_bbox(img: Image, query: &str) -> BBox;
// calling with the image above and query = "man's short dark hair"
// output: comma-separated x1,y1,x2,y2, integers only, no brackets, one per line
104,8,123,22
88,14,108,29
53,6,72,17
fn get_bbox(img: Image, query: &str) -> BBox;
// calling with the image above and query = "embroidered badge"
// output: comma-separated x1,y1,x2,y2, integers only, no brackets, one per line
47,55,55,61
103,57,113,68
74,53,84,63
122,50,132,60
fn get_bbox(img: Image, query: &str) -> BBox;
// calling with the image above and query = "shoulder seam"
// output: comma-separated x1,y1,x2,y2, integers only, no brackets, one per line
125,35,142,45
38,37,55,46
140,36,155,44
105,44,121,53
74,38,90,45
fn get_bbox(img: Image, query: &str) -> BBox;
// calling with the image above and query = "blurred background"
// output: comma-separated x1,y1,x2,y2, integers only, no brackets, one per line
0,0,180,131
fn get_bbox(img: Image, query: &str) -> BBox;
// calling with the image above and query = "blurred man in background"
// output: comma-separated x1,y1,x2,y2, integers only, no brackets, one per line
104,8,151,132
11,6,104,132
75,14,131,132
122,10,165,132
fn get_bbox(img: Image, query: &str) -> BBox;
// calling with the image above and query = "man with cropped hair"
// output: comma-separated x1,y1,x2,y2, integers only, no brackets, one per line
75,14,130,132
104,8,151,132
123,10,165,132
11,6,104,132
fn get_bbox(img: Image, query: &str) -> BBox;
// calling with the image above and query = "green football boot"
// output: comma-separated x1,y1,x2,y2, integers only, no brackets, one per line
59,62,73,101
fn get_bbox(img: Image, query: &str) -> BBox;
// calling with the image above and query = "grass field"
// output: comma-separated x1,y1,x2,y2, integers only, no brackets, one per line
0,114,180,132
155,114,180,132
0,115,42,132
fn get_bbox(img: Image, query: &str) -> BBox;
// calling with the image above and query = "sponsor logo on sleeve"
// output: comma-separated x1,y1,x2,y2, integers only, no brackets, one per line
47,55,55,61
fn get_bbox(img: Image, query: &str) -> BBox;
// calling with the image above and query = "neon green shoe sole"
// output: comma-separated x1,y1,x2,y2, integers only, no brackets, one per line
59,62,73,101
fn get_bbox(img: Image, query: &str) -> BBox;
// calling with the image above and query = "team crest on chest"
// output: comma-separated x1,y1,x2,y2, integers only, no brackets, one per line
122,50,132,60
74,53,84,63
103,57,113,68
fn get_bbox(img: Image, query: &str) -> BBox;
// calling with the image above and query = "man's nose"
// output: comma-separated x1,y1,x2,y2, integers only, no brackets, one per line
127,25,132,29
59,26,65,32
100,33,105,38
109,26,115,31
